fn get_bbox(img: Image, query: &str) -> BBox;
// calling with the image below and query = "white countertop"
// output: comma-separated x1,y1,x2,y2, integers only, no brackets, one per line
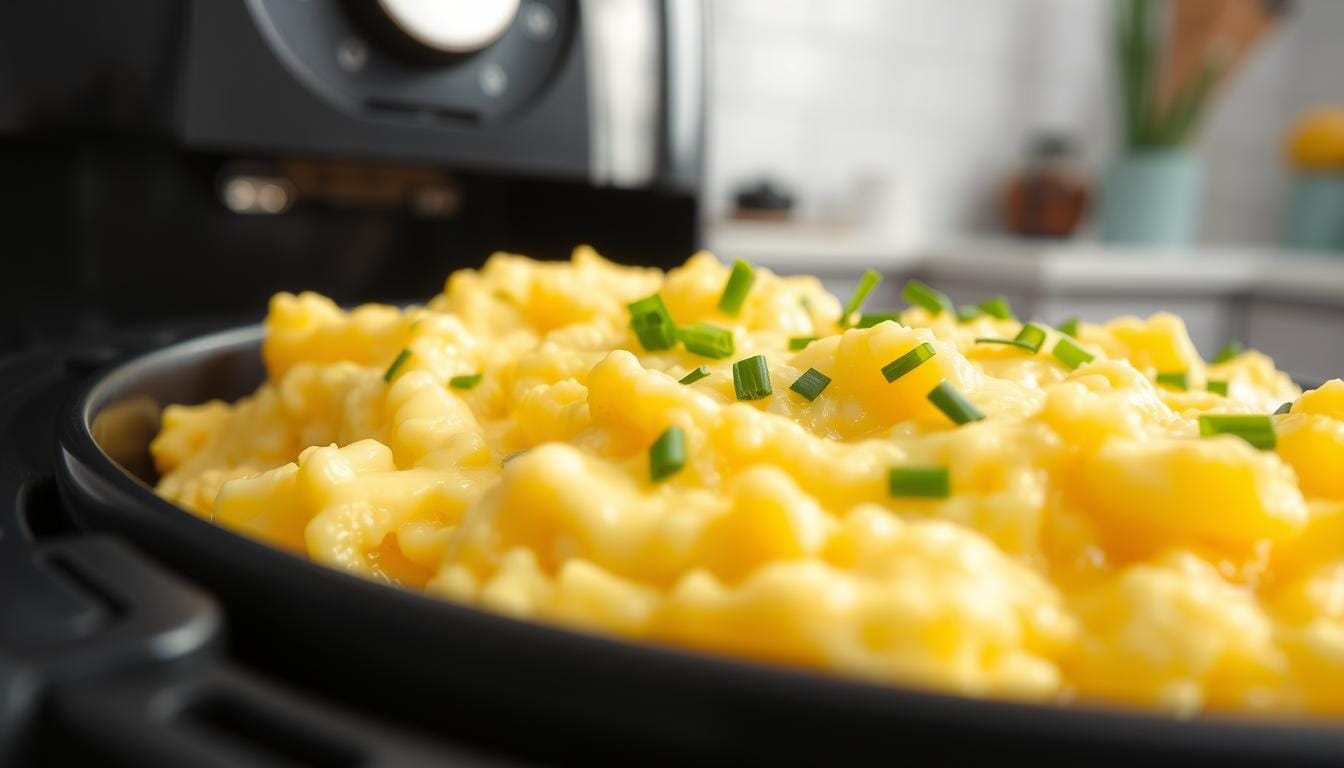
705,220,1344,305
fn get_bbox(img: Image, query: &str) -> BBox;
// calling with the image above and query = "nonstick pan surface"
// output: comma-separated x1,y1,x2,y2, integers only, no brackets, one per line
53,326,1344,764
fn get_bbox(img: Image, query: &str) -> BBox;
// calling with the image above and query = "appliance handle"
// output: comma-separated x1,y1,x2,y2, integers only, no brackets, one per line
581,0,660,188
658,0,707,193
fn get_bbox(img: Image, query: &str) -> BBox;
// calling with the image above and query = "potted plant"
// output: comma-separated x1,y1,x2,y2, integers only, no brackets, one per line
1100,0,1280,246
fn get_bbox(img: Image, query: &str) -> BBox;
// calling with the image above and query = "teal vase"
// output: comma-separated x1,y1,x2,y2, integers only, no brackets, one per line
1284,174,1344,253
1100,150,1203,246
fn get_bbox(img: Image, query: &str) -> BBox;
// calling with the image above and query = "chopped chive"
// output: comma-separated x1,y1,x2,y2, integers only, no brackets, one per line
978,295,1016,321
881,342,936,382
1198,414,1276,451
1155,371,1188,391
789,368,831,401
1051,337,1094,370
1057,317,1080,338
975,324,1047,353
888,466,951,499
678,322,735,359
841,269,883,325
956,305,984,323
856,312,902,328
628,294,677,351
974,338,1038,351
718,259,756,316
384,349,412,382
449,373,483,389
799,295,814,313
1014,323,1048,353
1207,379,1229,397
901,279,954,317
927,380,985,425
1212,340,1244,364
789,336,818,351
1275,401,1293,415
649,426,687,481
678,365,710,385
732,355,773,400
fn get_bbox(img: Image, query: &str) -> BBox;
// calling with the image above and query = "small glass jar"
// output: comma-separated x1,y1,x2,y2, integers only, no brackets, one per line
1000,133,1091,239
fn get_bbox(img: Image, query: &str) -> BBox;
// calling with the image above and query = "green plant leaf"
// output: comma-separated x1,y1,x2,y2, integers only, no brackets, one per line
1125,0,1159,147
1157,49,1228,145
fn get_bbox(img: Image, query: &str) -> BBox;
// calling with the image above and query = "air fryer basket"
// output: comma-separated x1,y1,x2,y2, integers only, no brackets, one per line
52,326,1344,764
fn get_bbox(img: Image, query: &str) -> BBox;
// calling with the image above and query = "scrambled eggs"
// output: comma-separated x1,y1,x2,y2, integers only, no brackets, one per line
151,248,1344,715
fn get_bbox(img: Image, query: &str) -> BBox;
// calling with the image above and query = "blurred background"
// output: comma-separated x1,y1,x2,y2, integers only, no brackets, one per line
707,0,1344,379
2,0,1343,377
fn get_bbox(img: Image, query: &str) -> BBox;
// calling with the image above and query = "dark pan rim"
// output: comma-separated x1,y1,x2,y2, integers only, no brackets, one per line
56,324,1344,757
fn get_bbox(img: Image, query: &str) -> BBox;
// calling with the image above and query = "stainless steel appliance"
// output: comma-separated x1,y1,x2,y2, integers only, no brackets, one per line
0,0,705,351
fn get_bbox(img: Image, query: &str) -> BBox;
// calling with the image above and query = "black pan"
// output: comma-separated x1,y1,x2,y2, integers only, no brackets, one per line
53,326,1344,765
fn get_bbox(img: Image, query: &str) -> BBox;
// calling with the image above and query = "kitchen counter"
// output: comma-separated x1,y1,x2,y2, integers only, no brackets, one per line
706,221,1344,379
920,238,1344,306
707,220,1344,305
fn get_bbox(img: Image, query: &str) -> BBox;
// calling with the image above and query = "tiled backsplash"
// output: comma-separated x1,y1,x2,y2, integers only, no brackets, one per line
705,0,1344,247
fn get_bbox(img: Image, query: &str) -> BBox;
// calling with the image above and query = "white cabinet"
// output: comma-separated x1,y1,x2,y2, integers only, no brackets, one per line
1246,300,1344,383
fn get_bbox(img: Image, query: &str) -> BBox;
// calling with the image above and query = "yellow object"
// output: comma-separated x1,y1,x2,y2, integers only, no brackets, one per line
152,248,1344,715
1287,106,1344,170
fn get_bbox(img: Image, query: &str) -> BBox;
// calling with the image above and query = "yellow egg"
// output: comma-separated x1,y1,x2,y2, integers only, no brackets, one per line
152,247,1344,717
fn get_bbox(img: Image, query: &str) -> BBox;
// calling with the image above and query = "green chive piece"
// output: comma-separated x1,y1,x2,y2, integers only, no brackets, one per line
974,338,1038,352
628,294,677,351
841,269,883,325
856,312,902,329
732,355,773,400
901,279,954,317
888,466,951,499
678,322,735,359
1155,371,1188,391
1014,323,1048,353
789,336,818,351
1275,401,1293,415
1051,337,1095,370
1207,380,1229,397
649,426,687,481
956,305,984,323
978,295,1016,321
789,368,831,401
384,349,412,382
678,366,710,385
927,380,985,425
1198,414,1277,451
718,259,756,316
976,324,1047,353
1212,340,1244,364
1057,317,1080,338
449,373,483,390
881,342,936,383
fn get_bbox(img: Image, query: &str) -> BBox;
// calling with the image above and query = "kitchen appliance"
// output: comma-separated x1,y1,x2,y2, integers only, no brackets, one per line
0,0,705,353
2,327,1343,765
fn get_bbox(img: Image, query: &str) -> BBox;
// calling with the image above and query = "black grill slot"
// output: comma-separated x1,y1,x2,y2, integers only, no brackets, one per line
18,475,78,542
41,551,126,624
179,692,365,768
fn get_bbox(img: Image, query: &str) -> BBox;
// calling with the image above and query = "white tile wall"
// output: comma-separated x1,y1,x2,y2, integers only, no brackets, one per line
706,0,1344,247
